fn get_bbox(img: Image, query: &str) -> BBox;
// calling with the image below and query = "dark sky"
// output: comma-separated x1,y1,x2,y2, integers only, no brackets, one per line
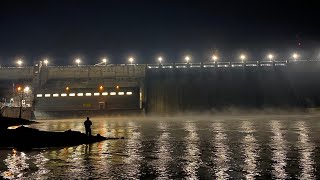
0,0,320,65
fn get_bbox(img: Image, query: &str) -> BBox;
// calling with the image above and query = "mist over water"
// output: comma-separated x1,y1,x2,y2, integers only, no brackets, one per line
1,114,320,179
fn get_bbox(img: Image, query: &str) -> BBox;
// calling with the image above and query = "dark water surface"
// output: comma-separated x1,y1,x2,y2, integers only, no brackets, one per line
1,115,320,179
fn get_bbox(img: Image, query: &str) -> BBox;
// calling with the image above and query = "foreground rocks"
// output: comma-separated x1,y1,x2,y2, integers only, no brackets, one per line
0,126,121,149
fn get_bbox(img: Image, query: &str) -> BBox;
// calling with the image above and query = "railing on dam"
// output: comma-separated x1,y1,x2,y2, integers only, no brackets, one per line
146,60,320,69
1,60,320,81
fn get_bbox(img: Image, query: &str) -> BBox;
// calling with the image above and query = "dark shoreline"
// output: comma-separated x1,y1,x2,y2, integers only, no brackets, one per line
0,126,109,150
0,116,122,150
0,116,37,129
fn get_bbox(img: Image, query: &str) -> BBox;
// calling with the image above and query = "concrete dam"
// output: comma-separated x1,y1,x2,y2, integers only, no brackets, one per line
1,60,320,118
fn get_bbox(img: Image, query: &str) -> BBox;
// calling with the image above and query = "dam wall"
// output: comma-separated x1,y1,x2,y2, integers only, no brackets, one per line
146,61,320,113
1,61,320,116
0,67,34,80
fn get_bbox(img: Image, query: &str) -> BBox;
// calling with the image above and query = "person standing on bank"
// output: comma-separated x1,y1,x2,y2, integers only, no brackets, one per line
84,117,92,136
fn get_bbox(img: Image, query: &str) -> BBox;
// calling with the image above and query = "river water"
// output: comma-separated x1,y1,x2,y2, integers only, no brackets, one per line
1,114,320,179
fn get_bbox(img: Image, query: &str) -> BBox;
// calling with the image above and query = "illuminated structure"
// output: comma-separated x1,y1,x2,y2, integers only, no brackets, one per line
1,58,320,119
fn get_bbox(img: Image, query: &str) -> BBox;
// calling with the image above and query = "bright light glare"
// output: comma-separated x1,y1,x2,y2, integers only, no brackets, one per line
240,54,246,61
102,58,107,63
75,58,81,65
158,56,163,63
212,55,218,61
43,59,49,65
292,53,299,60
268,54,273,61
185,56,190,62
17,59,23,66
24,86,30,92
129,57,134,64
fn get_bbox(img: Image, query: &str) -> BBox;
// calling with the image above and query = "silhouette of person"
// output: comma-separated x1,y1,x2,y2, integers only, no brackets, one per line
84,117,92,136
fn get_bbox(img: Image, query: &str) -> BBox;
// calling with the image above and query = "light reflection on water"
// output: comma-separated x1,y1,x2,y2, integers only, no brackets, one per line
241,121,260,180
2,149,29,179
1,116,320,179
122,121,143,179
212,122,230,180
296,121,316,180
153,121,172,180
183,122,202,180
1,149,50,180
270,120,288,180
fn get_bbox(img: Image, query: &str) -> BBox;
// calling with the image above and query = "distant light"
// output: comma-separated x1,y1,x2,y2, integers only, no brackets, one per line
268,54,274,61
185,56,190,63
43,59,49,66
158,56,163,63
116,85,119,89
240,54,246,62
129,57,134,64
75,58,81,66
99,85,103,90
212,55,218,61
24,86,30,92
17,59,23,66
17,87,22,91
292,53,299,60
102,58,107,63
66,87,69,91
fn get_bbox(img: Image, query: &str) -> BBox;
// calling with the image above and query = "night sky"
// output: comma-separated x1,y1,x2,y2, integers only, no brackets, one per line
0,0,320,65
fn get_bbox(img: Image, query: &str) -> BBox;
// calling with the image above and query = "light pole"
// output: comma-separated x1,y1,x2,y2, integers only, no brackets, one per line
16,86,30,118
102,58,107,66
212,55,218,62
75,58,81,66
17,59,23,67
292,53,299,61
158,56,163,64
268,54,273,62
240,54,246,63
129,57,134,65
43,59,49,66
185,56,190,63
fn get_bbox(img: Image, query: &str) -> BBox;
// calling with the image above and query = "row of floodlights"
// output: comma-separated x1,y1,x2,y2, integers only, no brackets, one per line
36,91,133,98
14,53,301,66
